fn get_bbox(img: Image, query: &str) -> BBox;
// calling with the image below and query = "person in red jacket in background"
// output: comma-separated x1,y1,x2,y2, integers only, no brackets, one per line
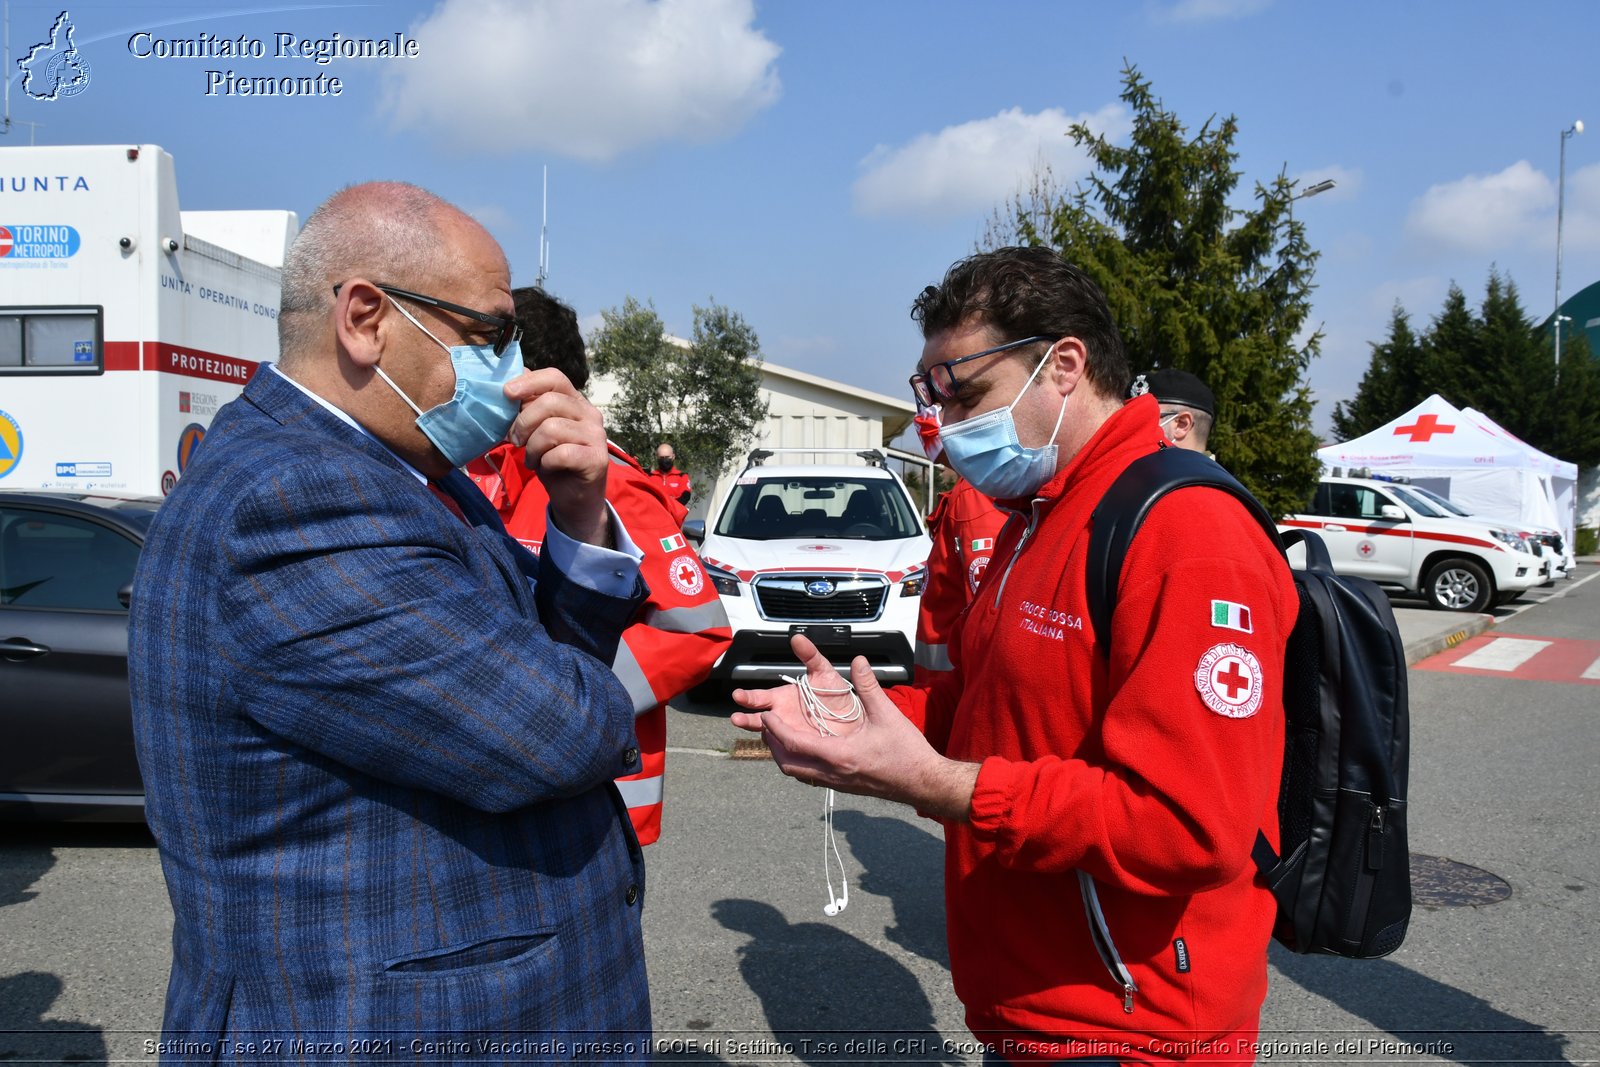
648,443,693,506
468,286,730,844
911,403,1008,686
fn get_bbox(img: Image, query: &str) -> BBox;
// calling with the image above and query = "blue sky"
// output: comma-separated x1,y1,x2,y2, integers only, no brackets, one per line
8,0,1600,434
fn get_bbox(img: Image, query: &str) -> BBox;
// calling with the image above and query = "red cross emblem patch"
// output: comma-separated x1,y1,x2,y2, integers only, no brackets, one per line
1194,642,1264,719
1357,539,1376,559
667,554,705,596
967,554,991,594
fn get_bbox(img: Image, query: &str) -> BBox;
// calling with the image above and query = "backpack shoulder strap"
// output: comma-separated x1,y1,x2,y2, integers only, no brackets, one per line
1086,447,1282,656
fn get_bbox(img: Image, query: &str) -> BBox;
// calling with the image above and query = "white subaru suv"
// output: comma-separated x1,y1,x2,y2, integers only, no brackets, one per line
685,449,931,686
1281,473,1544,612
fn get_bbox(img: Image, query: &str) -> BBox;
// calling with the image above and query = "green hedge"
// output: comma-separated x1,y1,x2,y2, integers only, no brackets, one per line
1577,527,1599,557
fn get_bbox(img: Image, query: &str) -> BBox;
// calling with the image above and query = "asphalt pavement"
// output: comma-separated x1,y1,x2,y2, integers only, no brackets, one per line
1391,560,1599,664
2,564,1596,1064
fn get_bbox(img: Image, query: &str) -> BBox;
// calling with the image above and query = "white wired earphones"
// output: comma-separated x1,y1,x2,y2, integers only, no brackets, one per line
783,673,864,918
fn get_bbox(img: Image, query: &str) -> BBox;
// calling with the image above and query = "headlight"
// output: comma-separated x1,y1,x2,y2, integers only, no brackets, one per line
900,565,928,597
704,563,741,597
1488,529,1522,550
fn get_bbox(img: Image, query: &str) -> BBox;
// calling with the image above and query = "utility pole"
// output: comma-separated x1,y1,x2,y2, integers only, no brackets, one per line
1555,120,1584,378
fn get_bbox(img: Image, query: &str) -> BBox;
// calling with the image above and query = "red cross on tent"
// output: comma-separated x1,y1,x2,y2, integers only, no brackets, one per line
1394,413,1456,442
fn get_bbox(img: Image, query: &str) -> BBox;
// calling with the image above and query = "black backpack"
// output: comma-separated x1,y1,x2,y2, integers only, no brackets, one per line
1085,447,1411,958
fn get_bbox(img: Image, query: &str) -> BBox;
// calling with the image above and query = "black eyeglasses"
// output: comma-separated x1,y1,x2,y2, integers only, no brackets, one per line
333,282,522,356
909,335,1057,407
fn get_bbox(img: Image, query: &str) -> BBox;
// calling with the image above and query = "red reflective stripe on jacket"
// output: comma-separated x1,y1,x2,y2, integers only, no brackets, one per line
479,442,731,844
914,477,1007,688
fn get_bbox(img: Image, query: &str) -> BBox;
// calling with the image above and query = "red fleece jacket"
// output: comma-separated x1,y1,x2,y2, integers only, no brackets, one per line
889,395,1297,1061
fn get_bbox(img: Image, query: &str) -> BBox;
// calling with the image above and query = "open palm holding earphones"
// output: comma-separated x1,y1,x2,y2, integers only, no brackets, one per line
730,634,980,823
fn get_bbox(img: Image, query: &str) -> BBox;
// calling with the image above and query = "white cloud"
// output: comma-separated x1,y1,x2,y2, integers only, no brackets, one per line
1151,0,1272,24
1404,161,1553,255
852,103,1129,220
380,0,781,163
577,312,605,341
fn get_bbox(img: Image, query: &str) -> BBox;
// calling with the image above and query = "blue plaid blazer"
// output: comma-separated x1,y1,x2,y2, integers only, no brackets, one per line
129,367,651,1063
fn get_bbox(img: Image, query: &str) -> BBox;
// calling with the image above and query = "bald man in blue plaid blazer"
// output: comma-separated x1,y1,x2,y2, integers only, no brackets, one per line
130,184,652,1063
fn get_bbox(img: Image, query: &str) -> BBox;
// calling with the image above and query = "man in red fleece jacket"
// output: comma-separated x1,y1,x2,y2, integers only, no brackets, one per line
733,247,1296,1065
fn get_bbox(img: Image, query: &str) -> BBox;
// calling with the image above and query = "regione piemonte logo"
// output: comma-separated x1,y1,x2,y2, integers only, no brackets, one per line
18,10,92,102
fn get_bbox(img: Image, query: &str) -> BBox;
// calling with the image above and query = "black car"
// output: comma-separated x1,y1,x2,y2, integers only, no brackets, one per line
0,491,161,821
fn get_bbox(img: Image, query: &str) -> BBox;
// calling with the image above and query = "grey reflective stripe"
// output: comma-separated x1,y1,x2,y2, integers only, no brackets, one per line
614,774,664,808
642,599,730,634
611,641,660,715
914,642,952,671
608,453,633,468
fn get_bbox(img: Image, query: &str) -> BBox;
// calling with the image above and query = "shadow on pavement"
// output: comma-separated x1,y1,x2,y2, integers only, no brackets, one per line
831,809,950,970
0,972,108,1064
0,842,56,909
712,898,960,1066
0,823,148,1064
1270,945,1573,1065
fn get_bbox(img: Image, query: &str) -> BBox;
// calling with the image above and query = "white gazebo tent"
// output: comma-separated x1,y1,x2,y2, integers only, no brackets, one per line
1318,394,1579,568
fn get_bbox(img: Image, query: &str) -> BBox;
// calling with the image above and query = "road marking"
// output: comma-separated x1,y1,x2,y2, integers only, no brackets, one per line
1418,634,1600,686
1452,638,1552,671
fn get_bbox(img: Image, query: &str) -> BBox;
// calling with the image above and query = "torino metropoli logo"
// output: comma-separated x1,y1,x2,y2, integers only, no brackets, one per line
125,27,422,97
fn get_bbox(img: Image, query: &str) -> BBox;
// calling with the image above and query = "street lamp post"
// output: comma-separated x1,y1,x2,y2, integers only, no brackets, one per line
1284,178,1336,220
1555,120,1584,375
1296,179,1338,201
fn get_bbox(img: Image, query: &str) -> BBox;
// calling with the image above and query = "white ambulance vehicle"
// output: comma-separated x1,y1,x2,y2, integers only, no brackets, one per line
0,144,297,496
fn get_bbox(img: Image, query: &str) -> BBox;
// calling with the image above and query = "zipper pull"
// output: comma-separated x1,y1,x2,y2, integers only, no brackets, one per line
1366,807,1385,871
1122,984,1136,1014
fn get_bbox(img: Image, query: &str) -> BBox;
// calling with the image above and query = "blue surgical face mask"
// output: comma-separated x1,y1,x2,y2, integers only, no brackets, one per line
937,343,1069,499
375,296,523,468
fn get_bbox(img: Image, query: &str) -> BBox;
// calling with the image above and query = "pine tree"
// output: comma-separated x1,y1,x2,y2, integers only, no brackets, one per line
1420,284,1480,407
985,64,1320,517
1473,270,1549,440
1546,329,1600,467
1330,305,1424,441
1336,270,1600,468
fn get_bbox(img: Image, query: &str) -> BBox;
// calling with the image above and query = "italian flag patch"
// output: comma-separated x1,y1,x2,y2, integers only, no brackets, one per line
1211,600,1252,634
660,533,687,552
970,537,994,551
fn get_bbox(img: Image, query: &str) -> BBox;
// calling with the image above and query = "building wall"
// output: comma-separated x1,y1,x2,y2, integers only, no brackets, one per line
585,361,909,525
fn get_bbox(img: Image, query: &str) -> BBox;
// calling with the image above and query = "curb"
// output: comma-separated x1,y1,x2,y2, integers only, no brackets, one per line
1404,613,1495,667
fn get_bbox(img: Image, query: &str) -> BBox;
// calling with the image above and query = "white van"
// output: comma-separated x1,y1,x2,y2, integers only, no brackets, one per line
0,144,296,497
686,449,931,686
1281,474,1544,612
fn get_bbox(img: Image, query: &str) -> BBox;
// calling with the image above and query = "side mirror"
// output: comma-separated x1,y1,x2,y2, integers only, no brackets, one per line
683,519,706,545
118,581,134,610
1379,504,1407,521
